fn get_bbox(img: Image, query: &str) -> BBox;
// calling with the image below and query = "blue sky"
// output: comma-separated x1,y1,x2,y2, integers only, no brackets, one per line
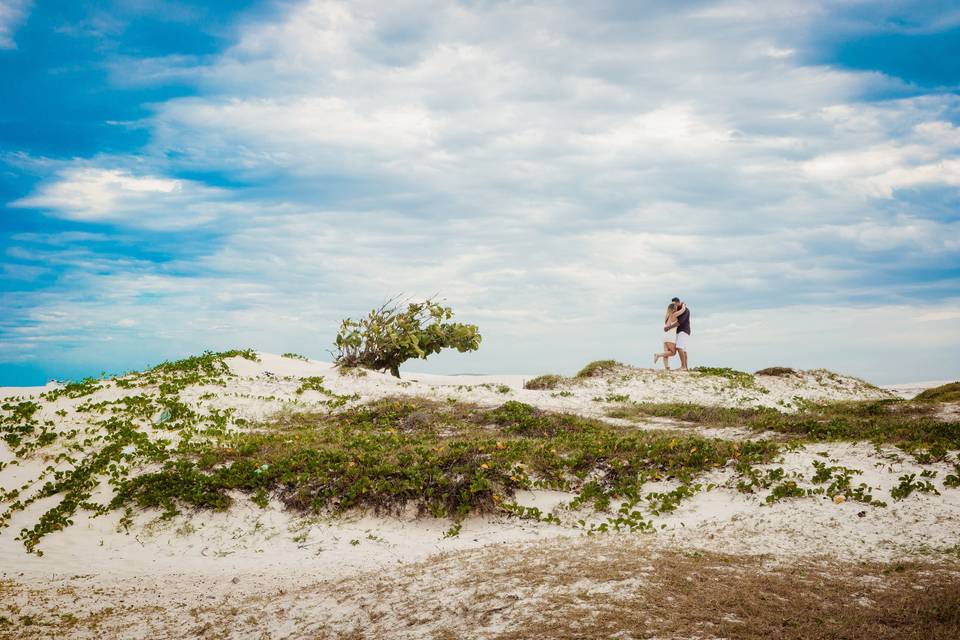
1,0,958,385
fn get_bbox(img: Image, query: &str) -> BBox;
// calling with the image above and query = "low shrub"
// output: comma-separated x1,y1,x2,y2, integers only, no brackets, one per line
610,400,960,453
43,378,102,402
524,374,564,390
755,367,796,377
692,367,759,390
576,360,622,378
111,398,779,531
295,376,328,395
116,349,260,394
914,382,960,403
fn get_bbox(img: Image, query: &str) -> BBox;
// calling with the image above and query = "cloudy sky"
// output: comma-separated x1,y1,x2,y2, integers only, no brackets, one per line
1,0,958,385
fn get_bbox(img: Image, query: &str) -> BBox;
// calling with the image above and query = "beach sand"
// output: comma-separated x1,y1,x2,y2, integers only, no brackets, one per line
1,354,956,638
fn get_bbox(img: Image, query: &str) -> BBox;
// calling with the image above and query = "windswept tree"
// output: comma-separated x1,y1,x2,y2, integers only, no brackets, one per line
333,297,481,377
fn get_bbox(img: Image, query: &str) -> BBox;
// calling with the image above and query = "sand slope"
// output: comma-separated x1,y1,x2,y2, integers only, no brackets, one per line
1,353,956,638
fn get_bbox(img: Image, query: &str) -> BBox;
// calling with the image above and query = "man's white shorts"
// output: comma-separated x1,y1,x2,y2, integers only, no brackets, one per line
676,332,690,351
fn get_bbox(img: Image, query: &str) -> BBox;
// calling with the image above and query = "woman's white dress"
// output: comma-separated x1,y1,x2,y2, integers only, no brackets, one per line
663,326,677,343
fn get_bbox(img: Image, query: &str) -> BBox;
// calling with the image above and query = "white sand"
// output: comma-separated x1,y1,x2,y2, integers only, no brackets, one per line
0,382,58,400
882,379,956,399
1,353,956,638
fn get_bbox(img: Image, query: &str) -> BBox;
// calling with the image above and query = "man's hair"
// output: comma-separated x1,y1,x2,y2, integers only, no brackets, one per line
671,297,680,303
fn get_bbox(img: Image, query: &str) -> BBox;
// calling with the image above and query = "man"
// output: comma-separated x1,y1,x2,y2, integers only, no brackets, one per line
670,296,691,371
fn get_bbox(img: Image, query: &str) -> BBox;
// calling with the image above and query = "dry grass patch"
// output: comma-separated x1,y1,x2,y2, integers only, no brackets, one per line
481,543,960,640
7,538,957,639
332,538,960,639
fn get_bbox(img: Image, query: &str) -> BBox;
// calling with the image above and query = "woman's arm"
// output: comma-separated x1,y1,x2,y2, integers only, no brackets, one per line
665,305,684,328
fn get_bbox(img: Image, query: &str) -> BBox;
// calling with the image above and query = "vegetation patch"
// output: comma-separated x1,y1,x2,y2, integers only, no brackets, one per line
808,460,886,506
293,376,357,408
281,352,309,361
692,366,761,391
42,378,102,402
575,359,623,378
295,376,328,395
0,350,260,553
474,382,511,394
890,472,940,500
2,388,781,552
115,349,259,394
0,400,49,456
3,347,953,556
609,399,960,455
592,394,630,403
945,463,960,489
523,374,565,390
755,366,796,377
132,398,773,531
914,382,960,403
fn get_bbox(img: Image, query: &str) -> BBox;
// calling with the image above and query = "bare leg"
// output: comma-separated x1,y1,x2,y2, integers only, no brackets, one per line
662,343,676,369
678,349,688,371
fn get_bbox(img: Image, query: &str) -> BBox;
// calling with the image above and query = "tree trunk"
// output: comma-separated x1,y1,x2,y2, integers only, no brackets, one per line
390,364,400,378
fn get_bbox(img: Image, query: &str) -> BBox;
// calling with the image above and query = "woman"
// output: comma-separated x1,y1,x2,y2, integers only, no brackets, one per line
654,302,682,370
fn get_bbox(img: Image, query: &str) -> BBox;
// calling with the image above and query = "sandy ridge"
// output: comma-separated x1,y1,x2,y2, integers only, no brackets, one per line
0,353,956,638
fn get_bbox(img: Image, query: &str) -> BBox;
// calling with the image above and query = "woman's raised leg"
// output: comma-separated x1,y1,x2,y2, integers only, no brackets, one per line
660,342,675,369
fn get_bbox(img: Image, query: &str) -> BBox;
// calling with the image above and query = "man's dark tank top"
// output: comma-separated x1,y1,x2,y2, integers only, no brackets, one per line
676,308,691,335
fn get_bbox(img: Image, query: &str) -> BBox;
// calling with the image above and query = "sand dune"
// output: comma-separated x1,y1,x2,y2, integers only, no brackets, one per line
1,353,957,638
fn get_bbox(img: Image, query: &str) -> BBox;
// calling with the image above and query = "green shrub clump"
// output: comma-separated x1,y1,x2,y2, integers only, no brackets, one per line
692,367,760,390
117,349,260,393
334,297,481,378
914,382,960,403
43,378,102,401
576,360,622,378
111,398,779,531
295,376,328,395
524,374,565,390
610,400,960,454
755,367,796,377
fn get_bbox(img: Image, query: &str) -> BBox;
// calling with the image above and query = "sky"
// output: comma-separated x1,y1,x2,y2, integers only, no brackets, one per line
1,0,959,386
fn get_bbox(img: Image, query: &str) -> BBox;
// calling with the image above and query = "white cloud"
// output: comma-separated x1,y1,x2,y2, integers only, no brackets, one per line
131,0,956,219
763,46,795,59
11,167,245,229
814,216,960,253
802,134,960,198
160,96,439,158
574,104,734,156
4,0,959,383
0,0,29,49
689,0,818,21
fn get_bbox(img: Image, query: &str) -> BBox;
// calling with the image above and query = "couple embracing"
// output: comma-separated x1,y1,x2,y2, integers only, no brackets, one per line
654,297,690,371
